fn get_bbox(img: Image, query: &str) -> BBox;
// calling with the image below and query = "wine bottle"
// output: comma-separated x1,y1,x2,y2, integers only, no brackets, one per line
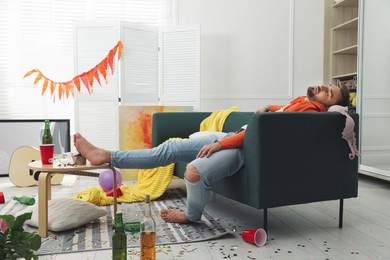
140,194,156,260
112,211,127,260
42,120,53,144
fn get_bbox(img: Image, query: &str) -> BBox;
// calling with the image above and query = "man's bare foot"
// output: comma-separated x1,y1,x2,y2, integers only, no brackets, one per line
73,133,111,165
160,209,189,223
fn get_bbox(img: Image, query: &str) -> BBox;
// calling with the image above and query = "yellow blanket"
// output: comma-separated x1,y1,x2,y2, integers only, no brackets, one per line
75,106,239,205
200,106,239,132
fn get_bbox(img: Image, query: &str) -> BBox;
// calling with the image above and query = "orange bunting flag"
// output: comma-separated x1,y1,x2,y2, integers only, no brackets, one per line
41,78,49,95
93,67,101,86
50,81,55,95
23,41,123,101
73,76,81,92
80,73,91,94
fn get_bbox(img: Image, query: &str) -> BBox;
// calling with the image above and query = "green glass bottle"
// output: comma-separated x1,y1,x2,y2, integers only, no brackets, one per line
112,211,127,260
13,196,35,205
42,120,53,144
140,194,156,260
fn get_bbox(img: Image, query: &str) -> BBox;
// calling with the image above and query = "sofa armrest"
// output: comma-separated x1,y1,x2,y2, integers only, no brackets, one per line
152,112,211,147
243,112,359,209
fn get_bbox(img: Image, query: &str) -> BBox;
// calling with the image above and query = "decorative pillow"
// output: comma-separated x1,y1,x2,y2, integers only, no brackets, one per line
26,198,107,232
189,131,216,139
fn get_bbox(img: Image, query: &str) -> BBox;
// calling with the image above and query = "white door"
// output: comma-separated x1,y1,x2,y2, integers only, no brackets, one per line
359,0,390,179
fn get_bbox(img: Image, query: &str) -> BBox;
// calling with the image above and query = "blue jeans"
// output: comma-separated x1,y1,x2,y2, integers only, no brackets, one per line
111,132,245,221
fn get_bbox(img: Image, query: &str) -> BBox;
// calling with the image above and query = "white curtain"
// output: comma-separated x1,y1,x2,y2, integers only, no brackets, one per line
0,0,175,120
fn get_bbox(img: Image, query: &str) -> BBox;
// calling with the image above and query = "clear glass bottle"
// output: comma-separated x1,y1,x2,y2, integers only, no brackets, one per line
42,120,53,144
140,194,156,260
112,211,127,260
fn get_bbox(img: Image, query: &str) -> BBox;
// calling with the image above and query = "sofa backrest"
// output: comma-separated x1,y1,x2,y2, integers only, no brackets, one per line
244,112,359,209
222,112,254,132
152,112,211,147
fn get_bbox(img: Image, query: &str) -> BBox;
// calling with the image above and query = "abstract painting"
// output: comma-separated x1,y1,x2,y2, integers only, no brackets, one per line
119,106,192,179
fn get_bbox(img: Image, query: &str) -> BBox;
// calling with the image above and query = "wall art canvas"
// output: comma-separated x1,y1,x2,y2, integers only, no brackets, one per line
119,106,192,179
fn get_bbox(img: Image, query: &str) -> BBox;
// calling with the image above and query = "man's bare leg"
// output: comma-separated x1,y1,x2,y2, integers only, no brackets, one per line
160,209,189,223
74,133,111,165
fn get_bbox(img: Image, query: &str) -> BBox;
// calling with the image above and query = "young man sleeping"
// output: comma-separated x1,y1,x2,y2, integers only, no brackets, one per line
74,84,350,224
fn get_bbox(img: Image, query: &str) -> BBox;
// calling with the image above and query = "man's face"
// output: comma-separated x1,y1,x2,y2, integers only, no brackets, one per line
307,85,342,107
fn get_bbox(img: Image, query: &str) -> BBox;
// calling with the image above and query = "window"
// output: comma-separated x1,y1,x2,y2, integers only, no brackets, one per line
0,0,175,120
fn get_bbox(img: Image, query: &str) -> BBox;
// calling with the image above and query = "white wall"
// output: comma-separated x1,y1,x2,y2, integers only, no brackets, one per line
177,0,325,111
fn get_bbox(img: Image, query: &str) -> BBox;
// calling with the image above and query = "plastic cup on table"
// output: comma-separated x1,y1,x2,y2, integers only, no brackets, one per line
40,144,55,164
241,228,267,247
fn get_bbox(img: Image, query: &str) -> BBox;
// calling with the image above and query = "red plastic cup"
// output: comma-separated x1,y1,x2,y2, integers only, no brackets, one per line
0,192,4,204
242,228,267,247
40,144,55,164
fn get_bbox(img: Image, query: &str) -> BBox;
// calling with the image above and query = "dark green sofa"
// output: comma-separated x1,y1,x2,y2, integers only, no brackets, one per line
152,112,359,231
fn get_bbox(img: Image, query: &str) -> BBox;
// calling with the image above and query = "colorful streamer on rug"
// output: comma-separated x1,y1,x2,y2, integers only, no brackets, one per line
23,41,123,101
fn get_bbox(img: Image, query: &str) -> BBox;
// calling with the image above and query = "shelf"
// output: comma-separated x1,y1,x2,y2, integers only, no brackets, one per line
332,72,357,80
332,0,358,8
325,0,359,86
332,17,358,30
332,44,358,54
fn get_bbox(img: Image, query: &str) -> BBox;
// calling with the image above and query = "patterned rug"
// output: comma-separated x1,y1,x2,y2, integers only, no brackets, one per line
0,188,231,256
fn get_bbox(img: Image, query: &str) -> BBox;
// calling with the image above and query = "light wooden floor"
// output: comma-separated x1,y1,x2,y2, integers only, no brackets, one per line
1,174,389,260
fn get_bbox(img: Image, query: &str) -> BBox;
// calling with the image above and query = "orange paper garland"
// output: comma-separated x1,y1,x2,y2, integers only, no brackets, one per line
24,41,123,101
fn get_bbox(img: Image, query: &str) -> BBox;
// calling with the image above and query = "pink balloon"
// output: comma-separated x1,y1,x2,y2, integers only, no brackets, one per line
98,169,122,191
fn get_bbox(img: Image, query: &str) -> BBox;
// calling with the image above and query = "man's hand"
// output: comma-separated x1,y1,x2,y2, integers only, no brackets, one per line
197,142,222,158
255,105,270,113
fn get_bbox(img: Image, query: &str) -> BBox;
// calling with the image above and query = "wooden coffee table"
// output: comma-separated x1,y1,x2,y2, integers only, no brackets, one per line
28,160,118,237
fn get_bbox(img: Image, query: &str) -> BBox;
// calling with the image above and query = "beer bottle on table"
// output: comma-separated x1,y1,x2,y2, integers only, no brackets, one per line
112,211,127,259
140,194,156,260
42,120,53,144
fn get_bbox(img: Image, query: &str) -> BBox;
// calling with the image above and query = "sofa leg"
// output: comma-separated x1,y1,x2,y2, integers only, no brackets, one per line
263,208,268,233
339,199,344,228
